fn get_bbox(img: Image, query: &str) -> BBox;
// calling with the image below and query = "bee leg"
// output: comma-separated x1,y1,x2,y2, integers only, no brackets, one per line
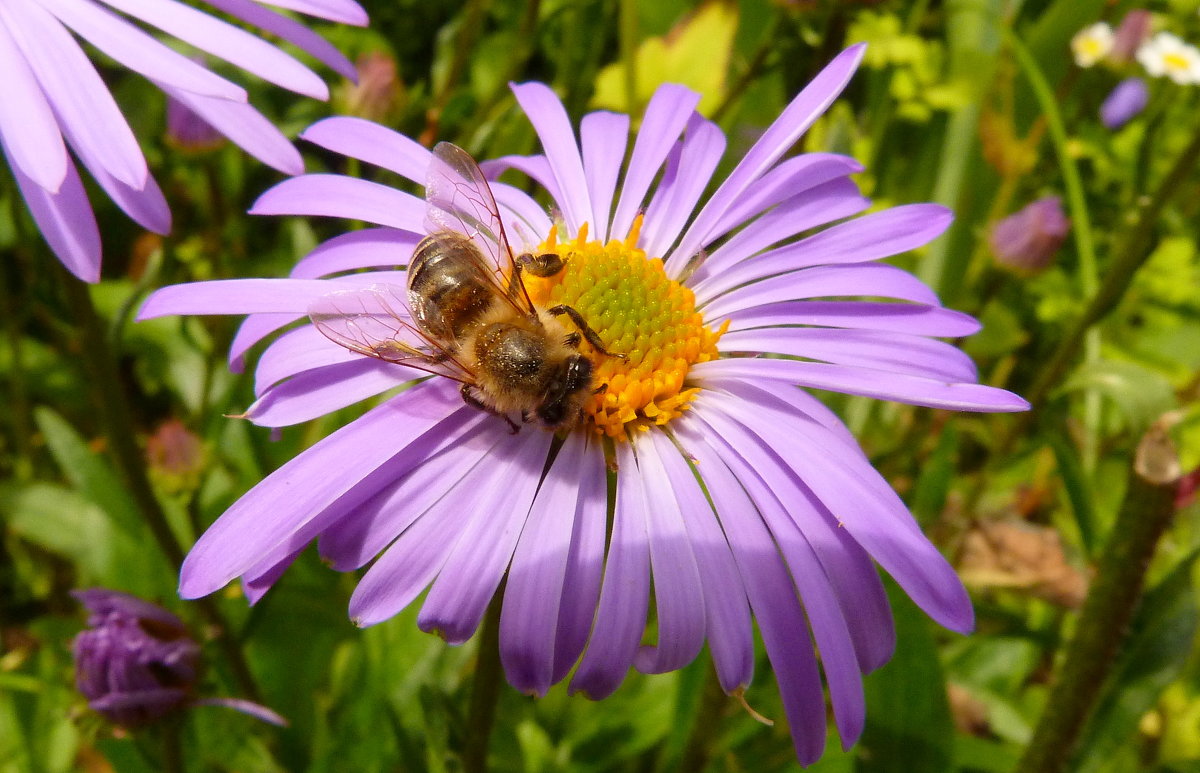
460,383,520,434
547,304,628,360
508,252,565,301
563,332,582,349
592,382,608,395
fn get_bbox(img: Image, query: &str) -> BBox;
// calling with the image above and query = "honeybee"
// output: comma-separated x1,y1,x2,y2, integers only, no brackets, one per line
309,142,623,432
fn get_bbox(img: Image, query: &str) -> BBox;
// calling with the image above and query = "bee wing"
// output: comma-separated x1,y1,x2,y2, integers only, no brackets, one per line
308,284,479,385
425,142,536,316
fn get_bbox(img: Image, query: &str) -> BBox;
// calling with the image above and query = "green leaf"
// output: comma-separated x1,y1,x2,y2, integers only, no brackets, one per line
858,579,955,773
1060,360,1178,436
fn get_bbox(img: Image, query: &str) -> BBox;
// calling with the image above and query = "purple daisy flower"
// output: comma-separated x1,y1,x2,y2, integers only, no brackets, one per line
139,45,1028,764
0,0,367,282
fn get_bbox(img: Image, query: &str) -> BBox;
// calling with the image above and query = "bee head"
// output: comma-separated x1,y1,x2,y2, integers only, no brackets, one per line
536,355,593,428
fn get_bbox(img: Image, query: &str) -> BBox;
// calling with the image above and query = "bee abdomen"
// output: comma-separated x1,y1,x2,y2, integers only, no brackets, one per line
408,234,494,339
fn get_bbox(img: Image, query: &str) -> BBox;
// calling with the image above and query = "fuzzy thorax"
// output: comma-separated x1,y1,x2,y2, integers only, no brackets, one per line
522,217,727,439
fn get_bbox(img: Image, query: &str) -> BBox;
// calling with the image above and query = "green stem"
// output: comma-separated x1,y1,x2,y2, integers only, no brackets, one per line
618,0,638,115
711,12,781,125
161,716,184,773
462,593,505,773
61,272,261,703
676,667,729,773
0,255,34,481
1014,426,1180,773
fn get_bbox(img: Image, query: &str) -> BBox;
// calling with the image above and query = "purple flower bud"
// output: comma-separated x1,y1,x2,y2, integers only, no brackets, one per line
166,95,224,152
1101,78,1149,129
335,51,403,123
989,196,1070,274
72,589,201,728
1110,10,1153,63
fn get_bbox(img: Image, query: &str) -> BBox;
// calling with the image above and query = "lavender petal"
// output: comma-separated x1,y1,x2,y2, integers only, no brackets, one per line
579,111,629,242
250,174,425,230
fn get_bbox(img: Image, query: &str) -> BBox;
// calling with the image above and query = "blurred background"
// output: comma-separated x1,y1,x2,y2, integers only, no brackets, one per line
3,0,1200,771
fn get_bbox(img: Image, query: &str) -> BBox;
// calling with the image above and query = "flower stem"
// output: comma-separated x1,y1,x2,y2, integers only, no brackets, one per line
676,666,729,773
1015,425,1180,773
462,593,504,773
60,272,261,703
161,716,184,773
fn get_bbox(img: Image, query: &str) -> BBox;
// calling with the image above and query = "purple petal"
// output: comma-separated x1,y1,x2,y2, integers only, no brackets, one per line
291,229,417,279
644,114,726,262
192,697,288,727
718,327,978,383
693,357,1030,413
1,134,100,281
100,0,329,99
698,389,976,633
569,441,650,699
250,175,425,230
178,381,458,598
1100,77,1148,130
245,360,419,427
140,278,357,318
241,543,305,604
204,0,357,81
671,44,866,269
673,421,827,764
301,117,430,180
701,264,941,322
492,182,553,247
501,432,597,695
703,153,865,239
579,111,629,242
161,85,302,174
254,324,360,393
644,430,753,692
694,178,869,281
229,313,304,371
693,204,953,300
0,20,68,191
318,414,499,571
631,431,706,675
418,430,553,644
609,84,701,241
723,301,981,338
349,426,536,627
693,408,865,745
253,0,368,25
511,82,592,234
0,0,146,188
40,0,247,100
480,155,562,212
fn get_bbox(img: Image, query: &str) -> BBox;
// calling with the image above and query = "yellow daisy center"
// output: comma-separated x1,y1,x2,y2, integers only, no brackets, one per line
1164,52,1190,73
522,217,728,439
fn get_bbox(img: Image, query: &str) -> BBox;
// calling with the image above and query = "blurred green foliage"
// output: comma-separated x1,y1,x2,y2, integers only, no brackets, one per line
3,0,1200,772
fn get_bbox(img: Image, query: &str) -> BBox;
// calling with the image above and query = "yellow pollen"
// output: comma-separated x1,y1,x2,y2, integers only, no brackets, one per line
523,216,728,439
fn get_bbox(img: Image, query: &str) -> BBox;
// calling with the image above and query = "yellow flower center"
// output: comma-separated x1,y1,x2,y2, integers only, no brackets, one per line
1164,52,1190,72
523,217,727,439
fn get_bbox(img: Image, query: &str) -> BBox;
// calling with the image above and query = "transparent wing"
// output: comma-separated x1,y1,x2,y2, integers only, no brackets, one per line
308,284,478,385
425,142,535,316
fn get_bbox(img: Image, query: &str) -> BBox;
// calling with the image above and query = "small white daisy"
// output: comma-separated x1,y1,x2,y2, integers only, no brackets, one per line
1071,22,1114,68
1137,31,1200,85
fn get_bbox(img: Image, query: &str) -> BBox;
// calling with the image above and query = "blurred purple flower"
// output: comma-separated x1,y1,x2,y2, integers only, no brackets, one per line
0,0,367,282
1101,78,1149,129
166,92,224,153
139,45,1028,764
335,50,404,123
72,588,286,729
72,588,201,728
990,196,1070,274
1110,10,1153,63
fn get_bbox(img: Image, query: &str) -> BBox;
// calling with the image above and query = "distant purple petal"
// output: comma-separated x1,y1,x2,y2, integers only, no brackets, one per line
501,432,596,695
204,0,357,81
609,84,701,241
101,0,328,99
693,204,953,300
0,0,146,188
40,0,247,101
290,230,416,279
178,381,459,598
250,175,425,230
161,85,302,174
0,20,67,191
671,44,866,268
1100,77,1148,130
579,111,629,241
245,360,418,427
511,82,592,234
418,430,552,644
694,357,1029,413
301,117,430,180
569,442,650,699
631,431,706,675
2,135,99,281
643,114,725,261
723,301,981,338
193,697,288,727
254,0,368,26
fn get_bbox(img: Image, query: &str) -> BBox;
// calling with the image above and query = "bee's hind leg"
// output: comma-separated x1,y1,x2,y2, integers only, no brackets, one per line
460,383,519,434
547,305,628,360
